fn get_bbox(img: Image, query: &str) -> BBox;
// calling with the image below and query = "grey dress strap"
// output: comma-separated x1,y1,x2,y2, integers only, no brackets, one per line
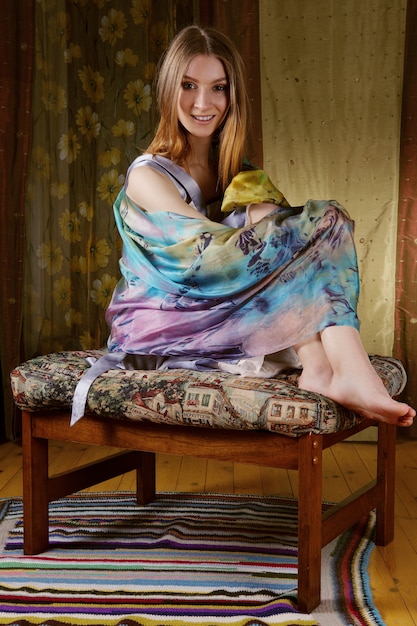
71,352,126,425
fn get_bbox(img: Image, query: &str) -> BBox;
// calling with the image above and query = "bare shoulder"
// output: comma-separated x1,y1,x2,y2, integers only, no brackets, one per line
126,165,181,210
127,165,175,199
126,163,207,219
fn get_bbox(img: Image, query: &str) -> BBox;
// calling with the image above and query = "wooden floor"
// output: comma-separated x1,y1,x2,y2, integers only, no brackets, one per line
1,433,417,624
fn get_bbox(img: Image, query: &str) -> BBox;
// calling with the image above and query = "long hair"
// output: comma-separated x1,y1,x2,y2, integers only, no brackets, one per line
147,25,249,192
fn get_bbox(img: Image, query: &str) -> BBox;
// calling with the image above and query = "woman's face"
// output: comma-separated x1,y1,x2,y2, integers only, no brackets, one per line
177,54,229,141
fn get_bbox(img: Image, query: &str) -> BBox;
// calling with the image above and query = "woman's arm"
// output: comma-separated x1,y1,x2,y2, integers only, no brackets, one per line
126,166,208,220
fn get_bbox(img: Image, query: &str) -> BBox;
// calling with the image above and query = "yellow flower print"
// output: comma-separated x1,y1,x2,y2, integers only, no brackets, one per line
25,182,35,202
35,47,46,73
130,0,151,25
53,275,72,308
48,339,65,353
36,242,64,275
47,11,71,48
87,238,112,272
150,22,169,57
32,146,51,181
92,0,111,7
115,48,139,68
50,181,69,199
41,80,67,115
76,106,101,141
31,313,44,336
115,236,123,256
91,273,118,309
79,330,94,350
111,119,135,138
143,62,156,81
99,9,127,46
78,66,105,103
39,330,64,355
97,169,124,205
98,147,121,167
25,284,41,313
35,31,52,74
58,128,81,164
64,42,82,63
71,255,88,275
65,308,83,327
25,286,43,334
41,318,52,339
38,0,57,12
78,201,94,221
123,79,152,116
59,208,81,243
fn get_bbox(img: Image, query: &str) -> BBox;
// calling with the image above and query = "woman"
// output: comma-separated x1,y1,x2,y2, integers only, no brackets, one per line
105,25,414,427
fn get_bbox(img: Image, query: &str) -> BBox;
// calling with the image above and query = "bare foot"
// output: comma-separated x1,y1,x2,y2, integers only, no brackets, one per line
298,370,415,427
295,327,415,427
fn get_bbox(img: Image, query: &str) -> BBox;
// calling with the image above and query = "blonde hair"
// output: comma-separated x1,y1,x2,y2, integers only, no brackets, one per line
147,25,249,192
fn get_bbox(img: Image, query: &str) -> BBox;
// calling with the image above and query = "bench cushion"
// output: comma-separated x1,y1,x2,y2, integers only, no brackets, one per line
10,350,406,436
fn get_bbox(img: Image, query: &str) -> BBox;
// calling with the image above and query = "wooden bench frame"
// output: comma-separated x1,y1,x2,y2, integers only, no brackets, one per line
21,409,396,613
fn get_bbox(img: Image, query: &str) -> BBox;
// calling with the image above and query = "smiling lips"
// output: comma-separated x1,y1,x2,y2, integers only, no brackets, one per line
192,115,215,122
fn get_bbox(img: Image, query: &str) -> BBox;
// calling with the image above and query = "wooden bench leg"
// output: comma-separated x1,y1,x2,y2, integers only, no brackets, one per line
136,451,156,504
297,433,323,613
22,411,50,555
21,410,156,554
375,422,396,545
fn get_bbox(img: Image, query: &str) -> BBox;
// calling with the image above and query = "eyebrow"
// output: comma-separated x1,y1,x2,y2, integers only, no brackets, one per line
183,74,228,83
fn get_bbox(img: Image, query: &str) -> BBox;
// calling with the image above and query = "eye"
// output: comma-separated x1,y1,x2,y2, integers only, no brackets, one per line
182,82,196,90
214,84,228,92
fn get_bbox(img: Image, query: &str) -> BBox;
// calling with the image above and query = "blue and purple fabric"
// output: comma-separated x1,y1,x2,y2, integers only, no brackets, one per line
106,155,360,362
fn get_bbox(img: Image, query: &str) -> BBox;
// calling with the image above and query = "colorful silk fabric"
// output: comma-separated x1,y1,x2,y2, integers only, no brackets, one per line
106,157,360,362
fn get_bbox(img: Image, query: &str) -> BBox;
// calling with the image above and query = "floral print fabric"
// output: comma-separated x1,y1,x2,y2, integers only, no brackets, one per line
106,158,360,361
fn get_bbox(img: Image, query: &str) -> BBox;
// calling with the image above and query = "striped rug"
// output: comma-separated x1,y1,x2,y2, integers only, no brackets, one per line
0,492,384,626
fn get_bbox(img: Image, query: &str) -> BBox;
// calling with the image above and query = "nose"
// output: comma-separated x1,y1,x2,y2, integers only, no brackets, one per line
194,87,211,109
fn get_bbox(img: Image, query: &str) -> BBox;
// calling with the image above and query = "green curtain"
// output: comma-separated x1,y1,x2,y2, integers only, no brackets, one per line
23,0,261,359
23,1,191,359
0,0,260,439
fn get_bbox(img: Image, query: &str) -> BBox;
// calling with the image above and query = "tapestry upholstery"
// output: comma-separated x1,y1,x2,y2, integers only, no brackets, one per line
10,351,406,437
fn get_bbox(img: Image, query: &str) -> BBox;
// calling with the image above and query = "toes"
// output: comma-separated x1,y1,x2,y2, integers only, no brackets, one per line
398,414,414,427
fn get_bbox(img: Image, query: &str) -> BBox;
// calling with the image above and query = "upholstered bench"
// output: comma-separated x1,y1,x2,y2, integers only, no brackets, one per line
10,350,405,612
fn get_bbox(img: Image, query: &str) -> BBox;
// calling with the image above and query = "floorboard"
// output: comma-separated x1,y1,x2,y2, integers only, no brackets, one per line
1,433,416,623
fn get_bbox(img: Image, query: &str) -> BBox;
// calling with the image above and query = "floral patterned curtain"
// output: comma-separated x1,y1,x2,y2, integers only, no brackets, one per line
23,0,192,361
0,0,260,439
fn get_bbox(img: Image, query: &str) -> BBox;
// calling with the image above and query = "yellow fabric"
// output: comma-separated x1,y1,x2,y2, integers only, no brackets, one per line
221,169,289,212
259,0,406,354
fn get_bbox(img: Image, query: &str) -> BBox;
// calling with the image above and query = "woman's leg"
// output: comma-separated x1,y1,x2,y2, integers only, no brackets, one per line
294,333,333,392
295,326,415,426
